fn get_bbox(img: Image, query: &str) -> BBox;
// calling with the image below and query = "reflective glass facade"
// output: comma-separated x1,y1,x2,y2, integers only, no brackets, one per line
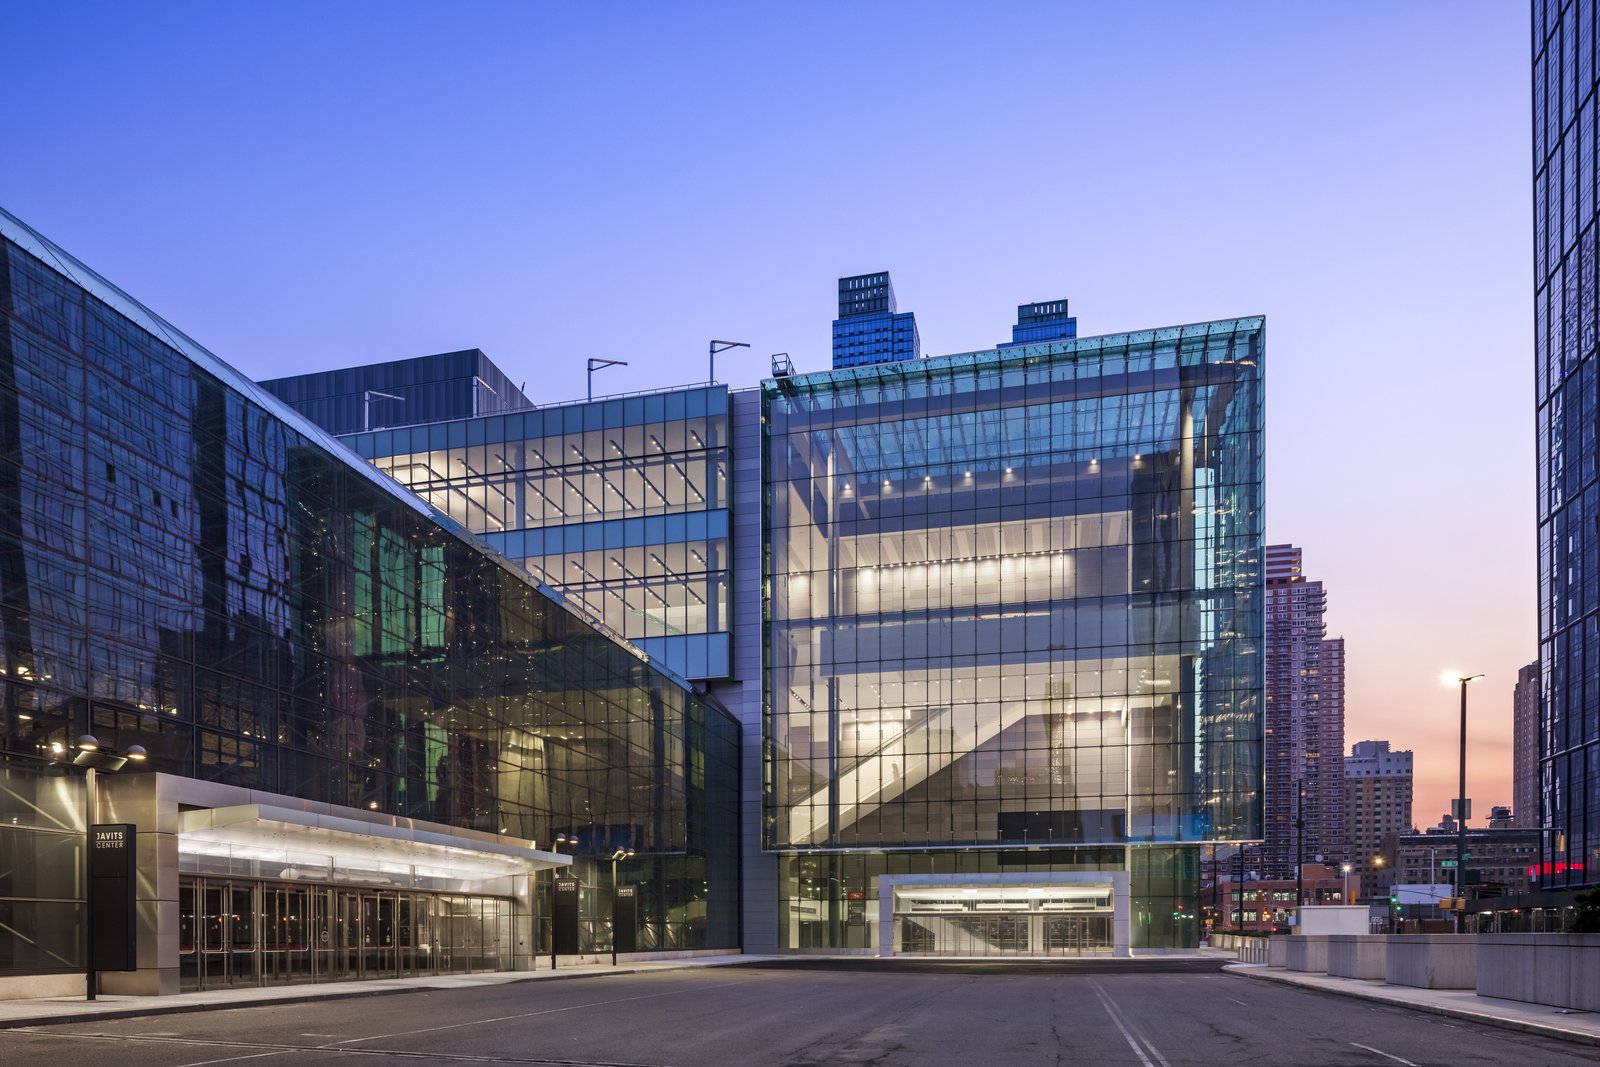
1534,0,1600,894
343,387,733,680
261,350,532,435
763,320,1264,949
0,210,741,977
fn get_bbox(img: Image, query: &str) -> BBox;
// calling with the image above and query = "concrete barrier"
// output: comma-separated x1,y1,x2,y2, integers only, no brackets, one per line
1476,934,1600,1012
1326,935,1387,980
1268,937,1288,968
1384,934,1477,989
1285,935,1329,973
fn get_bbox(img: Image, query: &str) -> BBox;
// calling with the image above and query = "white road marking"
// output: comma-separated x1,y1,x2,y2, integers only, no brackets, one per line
328,976,753,1046
1351,1041,1420,1066
172,1052,292,1067
1227,997,1248,1006
1090,981,1172,1067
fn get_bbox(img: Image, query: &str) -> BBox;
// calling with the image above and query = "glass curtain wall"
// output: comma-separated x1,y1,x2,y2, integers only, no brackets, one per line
345,388,732,680
762,320,1263,950
0,219,741,971
1534,0,1600,895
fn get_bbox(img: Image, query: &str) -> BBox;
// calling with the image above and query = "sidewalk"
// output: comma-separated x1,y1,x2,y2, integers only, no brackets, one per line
1225,962,1600,1048
0,954,781,1030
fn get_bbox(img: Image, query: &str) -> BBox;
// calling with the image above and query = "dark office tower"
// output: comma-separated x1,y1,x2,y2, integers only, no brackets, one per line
831,272,920,369
1513,661,1540,829
999,299,1078,348
1260,545,1346,879
260,349,532,435
1534,1,1600,895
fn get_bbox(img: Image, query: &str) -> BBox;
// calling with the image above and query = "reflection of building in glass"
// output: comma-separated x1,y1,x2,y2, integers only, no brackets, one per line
1533,0,1600,899
0,207,739,997
764,319,1264,952
831,271,920,369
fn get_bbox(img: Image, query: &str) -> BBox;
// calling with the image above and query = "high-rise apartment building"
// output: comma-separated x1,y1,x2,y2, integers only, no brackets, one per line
831,272,920,369
1533,0,1600,895
1344,740,1413,901
1261,546,1345,878
1513,660,1540,829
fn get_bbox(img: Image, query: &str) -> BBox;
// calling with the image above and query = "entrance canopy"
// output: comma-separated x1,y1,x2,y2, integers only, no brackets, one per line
178,803,569,888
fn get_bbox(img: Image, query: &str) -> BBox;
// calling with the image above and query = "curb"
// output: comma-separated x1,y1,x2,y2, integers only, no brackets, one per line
1224,964,1600,1049
0,958,754,1031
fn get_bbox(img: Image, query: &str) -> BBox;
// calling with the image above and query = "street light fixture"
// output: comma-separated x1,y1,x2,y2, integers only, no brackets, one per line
1442,671,1484,933
587,358,629,400
610,846,634,966
1341,863,1353,904
708,340,749,385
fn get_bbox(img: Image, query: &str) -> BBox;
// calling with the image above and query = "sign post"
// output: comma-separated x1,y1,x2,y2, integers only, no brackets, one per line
88,823,137,998
612,884,637,964
553,875,581,959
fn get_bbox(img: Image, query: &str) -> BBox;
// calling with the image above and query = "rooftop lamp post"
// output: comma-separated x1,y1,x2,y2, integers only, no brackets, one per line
587,358,629,400
708,340,749,385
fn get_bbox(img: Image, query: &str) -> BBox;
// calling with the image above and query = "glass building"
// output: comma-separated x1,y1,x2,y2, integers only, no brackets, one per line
1000,299,1078,348
832,272,921,370
763,319,1264,952
334,384,734,682
1533,0,1600,897
0,207,739,996
260,349,533,435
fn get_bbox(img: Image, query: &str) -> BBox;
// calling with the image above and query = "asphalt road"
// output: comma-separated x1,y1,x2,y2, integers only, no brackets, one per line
2,960,1593,1067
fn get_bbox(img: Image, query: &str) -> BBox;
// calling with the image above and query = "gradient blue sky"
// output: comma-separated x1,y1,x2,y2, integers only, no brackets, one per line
4,1,1532,826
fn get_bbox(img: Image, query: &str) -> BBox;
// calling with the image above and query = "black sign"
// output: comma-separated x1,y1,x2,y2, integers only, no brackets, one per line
90,823,136,972
613,884,637,955
553,875,580,955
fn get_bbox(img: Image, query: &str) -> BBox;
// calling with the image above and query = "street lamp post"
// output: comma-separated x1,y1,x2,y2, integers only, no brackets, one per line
609,847,633,966
1444,672,1484,933
1341,863,1353,904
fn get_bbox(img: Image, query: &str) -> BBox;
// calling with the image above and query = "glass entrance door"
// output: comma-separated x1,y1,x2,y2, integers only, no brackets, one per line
891,884,1117,956
179,877,509,989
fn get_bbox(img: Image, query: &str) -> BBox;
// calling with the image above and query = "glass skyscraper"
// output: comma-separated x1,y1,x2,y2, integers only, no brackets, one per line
832,272,921,369
764,318,1264,952
0,207,739,994
1533,0,1600,896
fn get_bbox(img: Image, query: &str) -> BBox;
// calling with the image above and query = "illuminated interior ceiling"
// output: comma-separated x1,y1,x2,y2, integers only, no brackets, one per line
178,804,570,882
894,884,1114,906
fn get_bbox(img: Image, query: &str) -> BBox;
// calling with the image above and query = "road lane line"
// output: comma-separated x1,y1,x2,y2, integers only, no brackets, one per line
1227,997,1247,1006
1089,982,1171,1067
1351,1042,1420,1066
171,1052,293,1067
328,976,754,1046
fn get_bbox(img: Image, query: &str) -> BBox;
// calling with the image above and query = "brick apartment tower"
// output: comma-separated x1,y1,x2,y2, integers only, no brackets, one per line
1260,545,1346,879
1344,740,1413,901
1512,661,1539,829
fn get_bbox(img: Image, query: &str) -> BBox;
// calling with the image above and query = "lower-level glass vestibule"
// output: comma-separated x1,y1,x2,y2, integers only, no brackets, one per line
178,877,513,991
892,884,1115,956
